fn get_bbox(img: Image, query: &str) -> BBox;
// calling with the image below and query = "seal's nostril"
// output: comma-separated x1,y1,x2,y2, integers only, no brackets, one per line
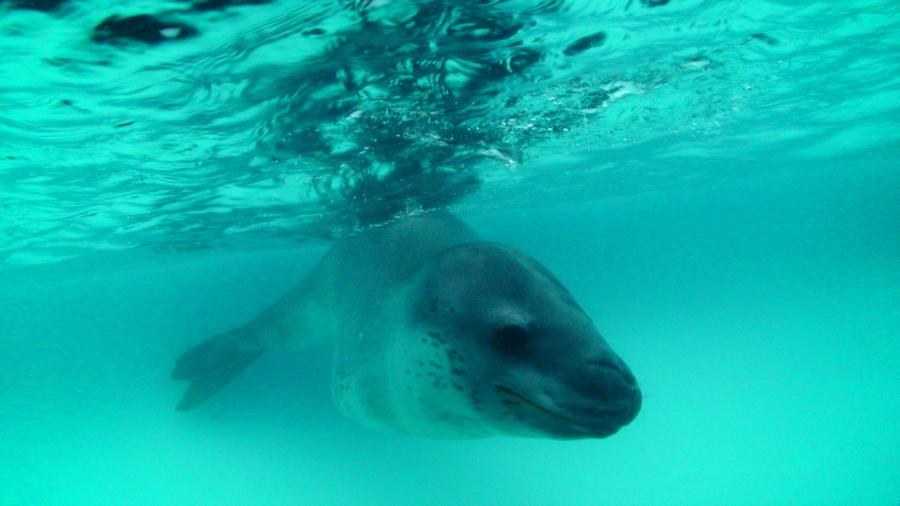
620,367,636,386
586,359,636,386
587,359,614,370
587,359,622,374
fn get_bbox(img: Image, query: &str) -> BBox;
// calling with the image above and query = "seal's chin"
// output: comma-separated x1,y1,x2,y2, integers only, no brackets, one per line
494,384,629,439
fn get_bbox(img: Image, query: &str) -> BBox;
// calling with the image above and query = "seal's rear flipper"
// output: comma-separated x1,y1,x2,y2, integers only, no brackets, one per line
171,329,264,411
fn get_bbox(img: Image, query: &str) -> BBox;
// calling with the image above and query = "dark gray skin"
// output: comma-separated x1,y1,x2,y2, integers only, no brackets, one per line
173,211,641,439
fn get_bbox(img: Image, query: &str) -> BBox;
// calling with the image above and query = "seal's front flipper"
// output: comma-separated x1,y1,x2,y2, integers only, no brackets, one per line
171,328,264,411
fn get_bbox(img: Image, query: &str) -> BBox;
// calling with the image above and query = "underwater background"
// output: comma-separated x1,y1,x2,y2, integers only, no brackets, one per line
1,0,898,504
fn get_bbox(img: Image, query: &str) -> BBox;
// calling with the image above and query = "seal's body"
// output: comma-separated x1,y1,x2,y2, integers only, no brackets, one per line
173,212,641,439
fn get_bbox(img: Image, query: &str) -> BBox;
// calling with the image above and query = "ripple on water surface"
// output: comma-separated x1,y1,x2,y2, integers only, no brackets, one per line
1,0,899,266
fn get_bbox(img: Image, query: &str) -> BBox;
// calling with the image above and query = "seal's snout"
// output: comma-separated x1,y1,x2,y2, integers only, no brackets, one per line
567,356,642,430
574,357,638,397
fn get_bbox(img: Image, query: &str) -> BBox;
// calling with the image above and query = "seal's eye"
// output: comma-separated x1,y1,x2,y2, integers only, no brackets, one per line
491,324,530,356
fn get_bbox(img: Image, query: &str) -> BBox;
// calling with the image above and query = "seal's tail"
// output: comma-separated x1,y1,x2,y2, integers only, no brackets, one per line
171,328,264,411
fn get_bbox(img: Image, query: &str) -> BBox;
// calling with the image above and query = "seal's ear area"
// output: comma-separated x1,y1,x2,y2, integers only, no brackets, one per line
171,329,265,411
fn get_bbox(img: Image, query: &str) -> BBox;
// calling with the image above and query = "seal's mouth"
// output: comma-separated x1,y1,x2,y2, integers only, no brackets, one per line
495,384,578,423
494,384,617,437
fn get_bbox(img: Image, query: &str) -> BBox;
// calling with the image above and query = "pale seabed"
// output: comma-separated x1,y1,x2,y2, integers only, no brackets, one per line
1,159,897,505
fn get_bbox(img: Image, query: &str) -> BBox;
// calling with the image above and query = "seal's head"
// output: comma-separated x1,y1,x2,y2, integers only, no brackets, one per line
411,243,641,439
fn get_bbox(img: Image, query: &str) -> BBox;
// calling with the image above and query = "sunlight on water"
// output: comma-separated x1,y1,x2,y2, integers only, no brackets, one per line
0,1,898,505
2,0,898,264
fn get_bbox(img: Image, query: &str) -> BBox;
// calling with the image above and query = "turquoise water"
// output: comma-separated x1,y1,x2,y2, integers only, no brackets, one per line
1,1,899,504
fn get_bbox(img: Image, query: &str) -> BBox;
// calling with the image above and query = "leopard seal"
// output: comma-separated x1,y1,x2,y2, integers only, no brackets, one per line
172,211,641,439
